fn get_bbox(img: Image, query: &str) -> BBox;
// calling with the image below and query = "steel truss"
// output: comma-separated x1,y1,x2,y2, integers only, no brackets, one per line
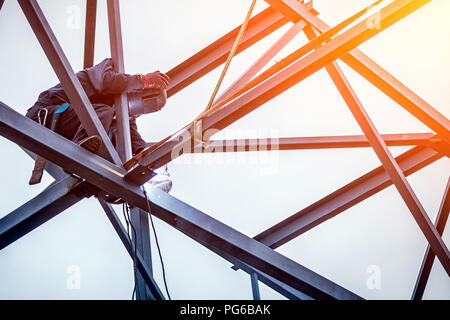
0,0,448,300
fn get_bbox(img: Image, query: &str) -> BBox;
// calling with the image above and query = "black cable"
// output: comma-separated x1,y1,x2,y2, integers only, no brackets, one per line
142,187,171,300
126,204,138,301
123,203,137,300
122,203,130,238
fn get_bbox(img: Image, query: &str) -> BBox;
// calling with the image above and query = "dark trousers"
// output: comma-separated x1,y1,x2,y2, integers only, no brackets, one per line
26,104,114,144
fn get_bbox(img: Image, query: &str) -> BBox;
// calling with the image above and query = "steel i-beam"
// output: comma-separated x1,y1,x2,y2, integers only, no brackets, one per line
180,133,434,154
83,0,97,69
107,0,132,161
0,176,87,250
107,0,155,300
412,178,450,299
250,273,261,300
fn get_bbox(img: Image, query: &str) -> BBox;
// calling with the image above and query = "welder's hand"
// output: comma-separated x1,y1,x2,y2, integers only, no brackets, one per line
141,71,170,91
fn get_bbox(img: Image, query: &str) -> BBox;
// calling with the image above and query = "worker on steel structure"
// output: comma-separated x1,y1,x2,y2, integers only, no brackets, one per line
26,58,170,156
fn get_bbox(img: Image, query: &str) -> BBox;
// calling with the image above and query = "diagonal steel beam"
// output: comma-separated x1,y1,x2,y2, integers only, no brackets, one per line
196,236,313,300
0,0,4,12
254,141,446,248
98,199,165,300
265,0,316,24
1,148,86,250
18,0,122,165
0,176,87,250
83,0,97,69
264,0,450,145
166,7,289,98
412,178,450,300
0,102,362,300
126,0,433,184
303,24,449,275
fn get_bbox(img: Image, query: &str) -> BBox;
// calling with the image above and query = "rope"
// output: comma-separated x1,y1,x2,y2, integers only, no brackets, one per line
204,0,257,112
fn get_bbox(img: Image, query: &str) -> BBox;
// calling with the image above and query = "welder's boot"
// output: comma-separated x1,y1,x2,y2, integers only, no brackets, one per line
63,136,102,175
78,135,102,154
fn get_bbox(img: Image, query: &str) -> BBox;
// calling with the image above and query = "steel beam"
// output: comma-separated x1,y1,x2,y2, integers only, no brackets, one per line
250,272,261,300
0,102,362,300
303,24,449,274
254,142,446,248
0,0,5,12
179,235,313,300
264,0,450,145
83,0,97,69
126,0,433,184
234,257,312,300
181,133,434,154
166,7,289,98
129,206,154,300
107,0,154,300
265,0,315,24
412,178,450,300
107,0,132,162
98,199,165,300
18,0,122,165
0,176,86,250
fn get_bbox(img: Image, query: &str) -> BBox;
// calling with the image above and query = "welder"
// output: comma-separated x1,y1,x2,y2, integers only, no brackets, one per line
26,58,170,156
26,58,170,188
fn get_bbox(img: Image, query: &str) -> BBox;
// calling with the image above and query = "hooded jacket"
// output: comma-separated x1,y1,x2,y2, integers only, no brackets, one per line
29,58,147,154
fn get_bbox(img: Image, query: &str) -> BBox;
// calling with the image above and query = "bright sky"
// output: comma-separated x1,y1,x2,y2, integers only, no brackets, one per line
0,0,449,299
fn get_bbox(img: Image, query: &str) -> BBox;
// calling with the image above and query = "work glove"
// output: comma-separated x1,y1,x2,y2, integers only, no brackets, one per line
140,71,170,91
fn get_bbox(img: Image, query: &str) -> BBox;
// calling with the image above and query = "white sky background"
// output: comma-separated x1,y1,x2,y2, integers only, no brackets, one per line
0,0,449,299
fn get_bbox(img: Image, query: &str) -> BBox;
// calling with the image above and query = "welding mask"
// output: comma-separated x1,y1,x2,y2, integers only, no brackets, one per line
128,87,167,118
